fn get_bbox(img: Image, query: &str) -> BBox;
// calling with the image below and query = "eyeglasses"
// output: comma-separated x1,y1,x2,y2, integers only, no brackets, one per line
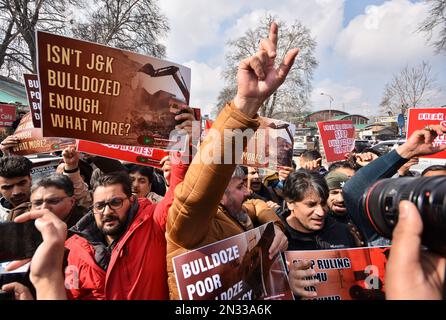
31,196,69,208
92,197,128,213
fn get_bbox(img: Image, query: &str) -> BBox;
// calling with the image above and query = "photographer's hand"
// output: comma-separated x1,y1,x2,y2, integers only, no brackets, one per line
385,201,445,300
14,210,67,300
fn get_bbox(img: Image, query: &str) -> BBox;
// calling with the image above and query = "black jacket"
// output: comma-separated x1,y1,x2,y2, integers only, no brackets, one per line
279,210,358,250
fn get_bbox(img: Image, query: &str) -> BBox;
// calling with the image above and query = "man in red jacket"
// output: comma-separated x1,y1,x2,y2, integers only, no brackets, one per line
64,111,193,300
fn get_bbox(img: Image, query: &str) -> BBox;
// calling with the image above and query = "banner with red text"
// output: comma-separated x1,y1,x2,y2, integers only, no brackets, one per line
77,139,168,168
11,113,75,156
0,104,16,127
407,108,446,159
285,246,389,300
37,31,191,152
317,120,355,162
173,222,293,301
23,74,41,128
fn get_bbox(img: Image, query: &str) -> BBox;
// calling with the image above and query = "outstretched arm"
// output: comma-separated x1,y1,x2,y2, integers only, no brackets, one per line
167,22,299,249
344,125,446,243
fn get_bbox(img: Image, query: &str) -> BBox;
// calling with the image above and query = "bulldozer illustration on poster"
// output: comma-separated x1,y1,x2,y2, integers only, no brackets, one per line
127,63,191,150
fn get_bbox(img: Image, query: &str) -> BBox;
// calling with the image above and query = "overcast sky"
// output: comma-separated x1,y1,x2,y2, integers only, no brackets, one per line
158,0,446,119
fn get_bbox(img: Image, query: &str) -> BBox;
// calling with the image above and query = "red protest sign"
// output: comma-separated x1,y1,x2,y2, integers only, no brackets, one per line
77,140,168,168
317,120,355,163
0,104,16,127
173,223,293,301
285,246,389,300
23,74,41,128
407,108,446,159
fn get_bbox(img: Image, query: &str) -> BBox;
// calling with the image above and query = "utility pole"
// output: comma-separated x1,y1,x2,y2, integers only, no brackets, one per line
320,92,334,120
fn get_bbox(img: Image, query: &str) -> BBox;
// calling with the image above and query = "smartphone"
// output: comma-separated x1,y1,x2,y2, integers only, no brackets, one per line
0,221,43,263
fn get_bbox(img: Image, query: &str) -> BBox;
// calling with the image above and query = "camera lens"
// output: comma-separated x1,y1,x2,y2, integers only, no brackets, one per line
363,176,446,255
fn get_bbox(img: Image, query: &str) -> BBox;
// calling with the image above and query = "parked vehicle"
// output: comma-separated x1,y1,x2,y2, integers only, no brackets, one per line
371,139,406,155
353,140,372,153
293,128,319,156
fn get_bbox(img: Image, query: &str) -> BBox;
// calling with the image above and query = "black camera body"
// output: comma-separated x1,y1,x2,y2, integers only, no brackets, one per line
0,221,43,263
363,176,446,255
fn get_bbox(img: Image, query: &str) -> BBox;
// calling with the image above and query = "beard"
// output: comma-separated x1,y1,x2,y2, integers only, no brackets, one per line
100,215,125,236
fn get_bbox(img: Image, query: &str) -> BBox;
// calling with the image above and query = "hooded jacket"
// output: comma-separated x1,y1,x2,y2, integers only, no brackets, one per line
64,163,188,300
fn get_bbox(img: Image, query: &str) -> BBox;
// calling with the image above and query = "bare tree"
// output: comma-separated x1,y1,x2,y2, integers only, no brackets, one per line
0,4,20,70
418,0,446,54
215,14,317,124
0,0,73,73
71,0,169,58
0,0,169,80
212,86,237,118
380,61,435,115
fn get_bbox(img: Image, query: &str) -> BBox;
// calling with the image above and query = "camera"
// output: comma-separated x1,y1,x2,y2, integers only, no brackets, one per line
363,176,446,255
0,221,43,263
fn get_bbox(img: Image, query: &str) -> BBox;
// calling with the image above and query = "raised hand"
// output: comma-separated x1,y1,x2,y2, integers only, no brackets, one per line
397,125,446,159
0,135,20,156
234,22,299,117
355,152,379,167
62,146,80,171
301,158,322,171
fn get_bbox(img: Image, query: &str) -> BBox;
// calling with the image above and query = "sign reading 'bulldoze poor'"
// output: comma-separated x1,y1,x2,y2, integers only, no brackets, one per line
317,120,355,163
407,108,446,159
11,113,75,156
285,246,389,300
23,74,41,128
37,31,191,152
173,223,294,301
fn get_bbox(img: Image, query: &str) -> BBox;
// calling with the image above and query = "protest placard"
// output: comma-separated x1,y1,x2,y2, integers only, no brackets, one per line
317,120,355,162
0,104,16,127
23,74,41,128
242,117,295,170
77,140,168,168
407,108,446,159
37,31,191,152
11,113,75,156
285,246,389,300
173,222,293,300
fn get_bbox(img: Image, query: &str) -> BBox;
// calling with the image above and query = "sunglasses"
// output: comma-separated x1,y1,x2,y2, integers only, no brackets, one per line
92,197,128,213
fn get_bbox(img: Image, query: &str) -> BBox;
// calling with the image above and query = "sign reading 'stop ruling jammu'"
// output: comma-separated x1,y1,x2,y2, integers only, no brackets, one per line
37,31,191,152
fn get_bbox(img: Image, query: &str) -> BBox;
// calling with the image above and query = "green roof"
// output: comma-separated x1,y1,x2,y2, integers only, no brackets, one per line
0,75,28,105
354,124,368,130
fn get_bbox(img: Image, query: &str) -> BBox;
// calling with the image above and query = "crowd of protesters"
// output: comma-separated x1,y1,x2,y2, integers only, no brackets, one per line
0,22,445,301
